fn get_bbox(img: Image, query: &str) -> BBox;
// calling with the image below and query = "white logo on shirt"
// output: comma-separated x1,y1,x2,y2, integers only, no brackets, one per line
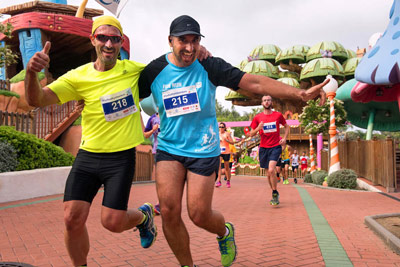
263,121,277,133
196,125,217,152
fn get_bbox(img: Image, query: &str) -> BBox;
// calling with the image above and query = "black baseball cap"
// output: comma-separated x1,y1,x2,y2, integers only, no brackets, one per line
170,15,204,37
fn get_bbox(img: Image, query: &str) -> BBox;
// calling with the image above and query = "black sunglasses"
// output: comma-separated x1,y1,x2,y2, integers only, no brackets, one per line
219,126,225,128
94,34,123,44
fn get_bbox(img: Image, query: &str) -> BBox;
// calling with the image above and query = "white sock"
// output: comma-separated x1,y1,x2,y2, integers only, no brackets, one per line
224,226,230,237
218,226,229,238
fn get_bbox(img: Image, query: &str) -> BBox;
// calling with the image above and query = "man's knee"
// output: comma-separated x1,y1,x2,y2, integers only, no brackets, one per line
160,203,181,223
267,168,275,177
64,208,87,232
101,210,126,233
188,208,210,227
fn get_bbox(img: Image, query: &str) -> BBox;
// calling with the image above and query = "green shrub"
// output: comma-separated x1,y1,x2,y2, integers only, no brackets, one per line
239,155,259,164
327,168,357,189
311,170,328,185
72,116,82,126
0,89,20,98
9,69,45,83
304,173,312,183
0,140,18,172
0,126,74,171
141,137,152,146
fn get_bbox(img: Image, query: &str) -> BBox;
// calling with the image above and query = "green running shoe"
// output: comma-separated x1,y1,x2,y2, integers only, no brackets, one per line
136,202,157,248
217,222,237,267
270,192,280,205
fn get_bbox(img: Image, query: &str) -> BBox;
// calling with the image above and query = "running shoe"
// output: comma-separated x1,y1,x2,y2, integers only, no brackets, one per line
226,180,231,188
215,181,222,187
270,192,280,205
154,203,161,215
217,222,237,267
224,176,227,181
277,176,281,182
136,203,157,248
294,178,297,184
283,179,289,185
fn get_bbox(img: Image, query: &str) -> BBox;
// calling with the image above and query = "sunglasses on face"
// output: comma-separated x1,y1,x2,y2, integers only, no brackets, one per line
219,126,225,128
94,34,123,44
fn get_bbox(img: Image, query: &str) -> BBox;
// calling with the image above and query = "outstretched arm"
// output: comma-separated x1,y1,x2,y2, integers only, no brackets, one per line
237,73,328,105
25,41,59,107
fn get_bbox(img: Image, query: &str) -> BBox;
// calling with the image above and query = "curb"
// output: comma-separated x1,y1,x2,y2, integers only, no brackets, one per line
364,213,400,255
303,178,383,193
356,178,382,192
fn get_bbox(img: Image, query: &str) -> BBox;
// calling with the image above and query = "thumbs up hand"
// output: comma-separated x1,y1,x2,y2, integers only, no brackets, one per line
26,41,51,72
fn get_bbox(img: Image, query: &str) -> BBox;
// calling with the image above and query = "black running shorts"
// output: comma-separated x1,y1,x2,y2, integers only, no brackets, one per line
220,154,230,161
64,148,136,210
259,145,282,169
156,149,219,177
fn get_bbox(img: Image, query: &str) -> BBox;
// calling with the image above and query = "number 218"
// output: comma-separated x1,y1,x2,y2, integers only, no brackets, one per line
112,99,128,110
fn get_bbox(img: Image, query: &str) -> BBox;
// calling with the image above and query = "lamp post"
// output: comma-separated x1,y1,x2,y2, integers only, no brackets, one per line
323,75,340,174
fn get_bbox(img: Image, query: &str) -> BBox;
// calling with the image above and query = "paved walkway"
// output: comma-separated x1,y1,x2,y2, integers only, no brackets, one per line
1,176,400,267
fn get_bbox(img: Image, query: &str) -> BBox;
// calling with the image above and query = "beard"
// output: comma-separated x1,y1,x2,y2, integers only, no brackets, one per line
174,49,197,67
263,103,273,110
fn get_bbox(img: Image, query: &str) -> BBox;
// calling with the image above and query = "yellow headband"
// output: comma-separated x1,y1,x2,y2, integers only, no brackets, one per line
92,16,123,35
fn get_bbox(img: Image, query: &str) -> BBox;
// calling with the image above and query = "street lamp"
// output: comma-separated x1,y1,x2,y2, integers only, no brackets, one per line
323,75,340,174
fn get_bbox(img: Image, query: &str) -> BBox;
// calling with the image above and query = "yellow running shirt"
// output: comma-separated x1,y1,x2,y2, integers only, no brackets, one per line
281,146,290,160
48,60,145,153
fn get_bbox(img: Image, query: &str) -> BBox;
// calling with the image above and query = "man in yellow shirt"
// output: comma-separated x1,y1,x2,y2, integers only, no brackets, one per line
281,143,292,184
25,16,156,267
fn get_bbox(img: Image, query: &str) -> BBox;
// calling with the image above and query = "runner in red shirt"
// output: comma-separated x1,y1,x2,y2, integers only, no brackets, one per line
300,151,309,177
250,95,289,205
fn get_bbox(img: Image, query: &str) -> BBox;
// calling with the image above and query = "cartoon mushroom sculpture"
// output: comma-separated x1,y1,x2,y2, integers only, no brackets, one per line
336,79,400,140
354,0,400,114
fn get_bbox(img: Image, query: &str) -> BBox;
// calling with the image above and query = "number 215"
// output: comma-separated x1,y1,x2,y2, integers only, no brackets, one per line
172,95,188,106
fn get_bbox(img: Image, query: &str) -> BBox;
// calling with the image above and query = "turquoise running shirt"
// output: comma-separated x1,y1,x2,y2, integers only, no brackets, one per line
139,54,245,158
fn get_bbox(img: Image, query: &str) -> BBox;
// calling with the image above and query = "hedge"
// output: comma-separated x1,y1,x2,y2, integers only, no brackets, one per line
0,126,74,171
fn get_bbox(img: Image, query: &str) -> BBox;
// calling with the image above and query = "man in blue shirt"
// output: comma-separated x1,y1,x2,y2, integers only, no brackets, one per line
139,15,328,267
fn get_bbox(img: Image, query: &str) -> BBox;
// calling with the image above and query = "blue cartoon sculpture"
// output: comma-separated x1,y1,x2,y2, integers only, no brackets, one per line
352,0,400,114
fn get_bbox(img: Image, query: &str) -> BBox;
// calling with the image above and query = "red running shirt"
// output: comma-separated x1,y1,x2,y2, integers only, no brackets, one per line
250,111,286,148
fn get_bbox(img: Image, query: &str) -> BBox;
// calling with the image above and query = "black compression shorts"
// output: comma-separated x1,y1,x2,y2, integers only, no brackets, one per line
156,149,219,177
64,148,136,210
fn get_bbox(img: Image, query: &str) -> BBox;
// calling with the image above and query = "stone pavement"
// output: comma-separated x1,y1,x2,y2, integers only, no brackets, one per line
1,176,400,267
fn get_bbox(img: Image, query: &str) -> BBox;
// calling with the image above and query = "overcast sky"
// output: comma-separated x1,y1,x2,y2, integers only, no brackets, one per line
0,0,394,118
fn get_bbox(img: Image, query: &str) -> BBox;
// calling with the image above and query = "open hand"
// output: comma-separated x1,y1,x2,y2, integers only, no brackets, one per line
299,79,329,105
198,45,212,61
